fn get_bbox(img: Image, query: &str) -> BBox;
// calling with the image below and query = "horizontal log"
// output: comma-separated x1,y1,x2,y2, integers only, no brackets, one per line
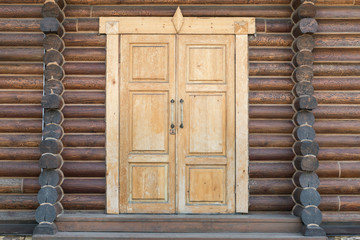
61,179,105,193
314,106,360,119
250,63,293,76
42,1,64,23
86,6,292,18
63,33,106,47
0,76,42,89
339,196,360,211
292,51,314,67
40,17,64,37
249,162,294,178
63,62,105,75
292,34,315,52
249,120,293,134
0,134,41,147
256,19,265,33
0,63,42,75
43,123,64,139
317,19,360,33
249,196,293,211
0,179,22,193
313,77,360,91
62,134,105,147
0,91,41,104
316,135,360,147
314,63,360,76
0,48,43,62
316,161,342,178
0,5,42,18
61,162,105,177
0,19,41,32
318,179,360,195
61,194,105,210
63,48,106,61
77,18,98,32
44,34,65,52
292,18,318,38
249,48,292,62
249,134,293,148
39,169,64,187
322,212,360,223
0,33,43,46
0,161,39,178
340,162,360,178
0,120,41,133
293,125,315,141
314,34,360,47
294,111,315,126
293,171,320,190
318,196,339,211
37,186,63,204
249,78,293,91
293,81,314,97
62,119,105,133
292,65,313,82
294,155,319,172
44,62,65,81
41,94,65,110
61,147,105,161
318,148,360,161
294,95,318,110
249,34,293,47
39,153,63,169
0,148,40,160
44,80,64,95
293,188,321,206
44,109,64,125
0,195,38,209
44,49,64,66
249,91,293,104
39,138,63,154
292,3,316,23
249,179,293,194
35,202,63,223
266,19,292,33
62,91,105,104
66,0,292,4
63,76,105,90
249,106,294,119
314,48,360,62
63,106,105,118
316,6,360,19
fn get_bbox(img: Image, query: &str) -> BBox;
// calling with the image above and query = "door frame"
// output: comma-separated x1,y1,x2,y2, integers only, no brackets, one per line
99,8,255,214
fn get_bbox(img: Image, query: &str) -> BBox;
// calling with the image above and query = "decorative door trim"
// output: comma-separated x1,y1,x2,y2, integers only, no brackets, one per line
100,8,255,214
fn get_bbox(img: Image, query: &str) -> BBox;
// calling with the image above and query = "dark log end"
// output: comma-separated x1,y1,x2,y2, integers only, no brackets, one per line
40,17,64,38
293,140,319,156
39,138,63,154
302,225,326,236
293,155,319,172
37,186,63,204
292,0,317,10
294,187,321,206
33,223,58,235
292,3,316,24
43,123,64,140
293,125,316,141
294,111,315,126
44,63,65,81
44,49,64,66
292,66,313,83
294,172,320,188
44,80,64,96
39,153,63,169
35,204,57,223
292,51,314,67
44,109,64,125
292,18,318,38
292,34,315,52
42,2,64,23
293,81,314,97
55,0,66,10
39,169,64,187
41,94,64,110
294,95,318,111
43,34,65,52
301,206,323,226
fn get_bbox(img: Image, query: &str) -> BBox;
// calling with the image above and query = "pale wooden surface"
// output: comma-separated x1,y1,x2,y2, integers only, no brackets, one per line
177,35,235,213
119,35,176,213
99,16,255,35
105,33,119,214
235,35,249,213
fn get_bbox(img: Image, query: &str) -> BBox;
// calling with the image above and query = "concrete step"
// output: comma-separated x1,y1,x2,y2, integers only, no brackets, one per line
33,232,328,240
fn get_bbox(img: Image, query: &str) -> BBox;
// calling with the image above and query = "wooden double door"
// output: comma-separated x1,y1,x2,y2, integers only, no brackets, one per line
119,34,235,214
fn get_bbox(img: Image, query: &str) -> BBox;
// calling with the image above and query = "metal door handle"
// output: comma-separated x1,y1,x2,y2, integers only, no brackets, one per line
180,99,184,128
170,99,175,129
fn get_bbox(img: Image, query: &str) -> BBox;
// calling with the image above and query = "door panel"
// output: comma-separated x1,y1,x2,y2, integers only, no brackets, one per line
120,35,176,213
177,35,235,213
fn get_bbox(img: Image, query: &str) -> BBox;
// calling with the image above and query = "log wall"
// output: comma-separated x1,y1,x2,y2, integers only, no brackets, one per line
0,0,359,227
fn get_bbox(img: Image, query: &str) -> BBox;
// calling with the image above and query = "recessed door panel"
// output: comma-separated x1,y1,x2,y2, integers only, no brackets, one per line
177,35,235,213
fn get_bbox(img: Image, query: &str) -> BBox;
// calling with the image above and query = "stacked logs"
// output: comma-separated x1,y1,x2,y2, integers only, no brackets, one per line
33,0,66,235
290,0,325,236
